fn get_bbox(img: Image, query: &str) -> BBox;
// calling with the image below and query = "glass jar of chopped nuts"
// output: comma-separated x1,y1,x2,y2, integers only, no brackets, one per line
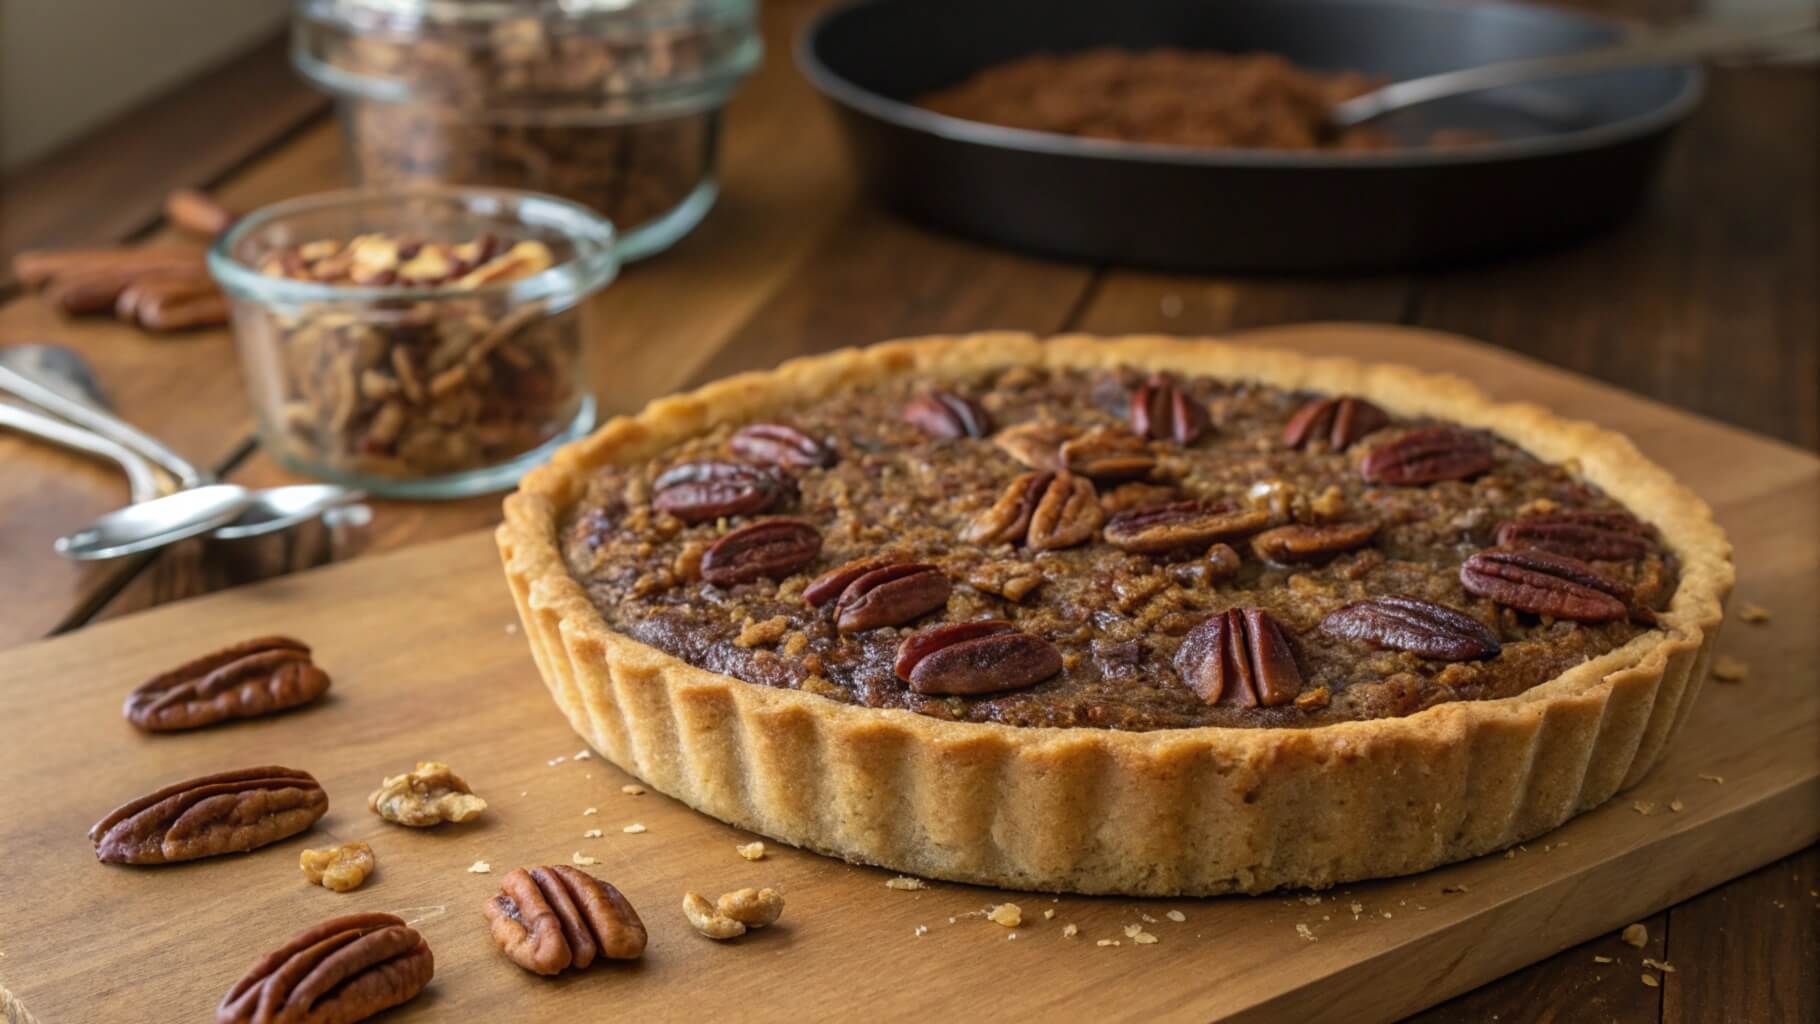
208,187,617,497
292,0,761,261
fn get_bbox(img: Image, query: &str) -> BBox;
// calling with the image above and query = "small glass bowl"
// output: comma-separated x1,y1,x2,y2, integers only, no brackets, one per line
209,186,617,498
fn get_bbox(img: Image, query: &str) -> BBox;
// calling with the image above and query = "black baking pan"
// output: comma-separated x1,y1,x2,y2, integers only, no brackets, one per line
796,0,1704,272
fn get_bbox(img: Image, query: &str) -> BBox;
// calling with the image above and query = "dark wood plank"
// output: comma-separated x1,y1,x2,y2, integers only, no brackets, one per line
0,33,328,289
1406,911,1668,1024
1070,272,1410,336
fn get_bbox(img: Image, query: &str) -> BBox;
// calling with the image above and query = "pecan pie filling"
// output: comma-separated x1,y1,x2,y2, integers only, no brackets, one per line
560,366,1679,731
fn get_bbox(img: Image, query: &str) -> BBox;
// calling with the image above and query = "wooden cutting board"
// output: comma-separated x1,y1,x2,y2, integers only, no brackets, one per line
1,326,1814,1024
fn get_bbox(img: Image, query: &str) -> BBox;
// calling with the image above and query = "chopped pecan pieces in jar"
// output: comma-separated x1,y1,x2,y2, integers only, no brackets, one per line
1460,548,1631,624
124,635,329,732
895,621,1063,696
368,761,488,827
701,519,822,586
217,913,432,1024
1130,373,1211,445
484,865,647,975
1173,609,1301,707
91,767,328,865
903,388,992,439
1321,596,1501,662
1283,395,1389,452
300,841,377,893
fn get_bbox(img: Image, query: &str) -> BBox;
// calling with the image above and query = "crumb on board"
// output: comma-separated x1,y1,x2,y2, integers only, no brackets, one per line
1593,955,1614,964
1296,923,1317,942
885,876,928,891
621,784,646,796
546,755,566,767
583,806,598,816
467,860,491,874
623,823,647,834
988,903,1022,928
1699,773,1725,785
1442,884,1470,894
1739,603,1770,624
1641,974,1660,988
583,829,603,838
914,925,928,937
1043,908,1055,920
1670,798,1685,813
574,750,592,760
1063,923,1079,938
1096,939,1121,947
1711,655,1749,683
1643,958,1676,973
572,852,601,867
1166,910,1186,923
1621,923,1649,948
737,841,767,861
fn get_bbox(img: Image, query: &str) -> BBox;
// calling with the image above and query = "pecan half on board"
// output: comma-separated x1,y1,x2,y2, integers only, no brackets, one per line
653,460,794,523
484,865,647,975
1282,395,1390,452
701,518,823,586
123,636,330,732
90,767,328,865
902,388,992,439
1320,596,1502,661
1359,427,1494,485
1495,509,1655,563
962,471,1102,551
1172,609,1302,707
217,912,432,1024
805,557,951,633
894,621,1063,696
1459,548,1634,624
1129,373,1212,445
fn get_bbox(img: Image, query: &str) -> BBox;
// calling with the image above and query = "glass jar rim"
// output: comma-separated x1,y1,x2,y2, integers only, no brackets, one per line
297,0,756,28
208,186,619,306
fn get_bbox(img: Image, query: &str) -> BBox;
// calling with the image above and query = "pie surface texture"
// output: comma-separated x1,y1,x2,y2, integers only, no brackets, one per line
499,334,1732,895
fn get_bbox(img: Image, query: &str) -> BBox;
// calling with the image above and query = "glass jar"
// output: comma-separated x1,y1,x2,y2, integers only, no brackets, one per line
208,187,618,498
291,0,761,261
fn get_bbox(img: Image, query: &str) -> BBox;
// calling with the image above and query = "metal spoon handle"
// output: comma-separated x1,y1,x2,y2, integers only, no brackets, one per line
1329,11,1820,129
0,402,164,503
0,362,208,488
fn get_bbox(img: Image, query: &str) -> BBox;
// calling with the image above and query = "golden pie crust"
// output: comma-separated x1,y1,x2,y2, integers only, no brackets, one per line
498,334,1732,895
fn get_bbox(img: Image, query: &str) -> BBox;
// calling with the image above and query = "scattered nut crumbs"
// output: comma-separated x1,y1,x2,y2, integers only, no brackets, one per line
1632,801,1655,815
505,623,519,635
885,876,929,891
1043,909,1055,920
574,750,592,760
1670,798,1685,813
1096,939,1120,947
1166,910,1186,923
1063,923,1080,938
1643,958,1676,973
1641,974,1660,989
1699,773,1725,784
468,860,491,874
1350,902,1365,916
1296,923,1318,942
547,756,566,767
1594,955,1614,964
914,925,929,937
623,823,647,834
737,841,767,861
1442,884,1470,894
1739,603,1771,624
583,807,598,816
1711,655,1749,682
572,852,601,867
1140,913,1157,924
988,903,1023,927
1123,925,1159,944
1300,894,1322,906
622,784,646,796
583,829,604,838
1621,923,1649,947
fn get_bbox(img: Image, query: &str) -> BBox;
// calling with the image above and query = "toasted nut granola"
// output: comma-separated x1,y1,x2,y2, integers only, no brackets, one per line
368,761,487,827
484,865,647,975
217,913,431,1024
300,841,376,893
124,635,330,732
91,767,328,865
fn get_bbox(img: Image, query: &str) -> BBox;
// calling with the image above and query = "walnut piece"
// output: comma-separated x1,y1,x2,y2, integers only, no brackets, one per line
368,761,487,827
299,841,376,893
682,886,785,940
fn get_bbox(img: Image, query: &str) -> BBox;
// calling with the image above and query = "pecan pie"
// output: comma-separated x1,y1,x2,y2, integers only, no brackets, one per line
499,334,1731,895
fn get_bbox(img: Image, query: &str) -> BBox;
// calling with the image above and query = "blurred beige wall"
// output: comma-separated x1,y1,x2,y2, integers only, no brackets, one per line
1,0,288,170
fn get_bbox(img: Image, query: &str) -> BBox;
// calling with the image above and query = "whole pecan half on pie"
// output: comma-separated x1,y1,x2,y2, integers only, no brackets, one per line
701,519,823,586
1250,521,1380,565
124,636,330,732
1320,596,1502,661
1059,427,1156,482
1173,608,1302,707
91,766,328,865
1103,500,1271,555
1359,426,1494,485
806,558,952,633
729,422,836,469
1283,395,1390,452
217,912,433,1024
1460,547,1634,624
895,620,1063,696
903,388,992,439
484,865,647,975
1496,509,1655,562
1129,372,1211,445
963,471,1102,551
652,461,794,524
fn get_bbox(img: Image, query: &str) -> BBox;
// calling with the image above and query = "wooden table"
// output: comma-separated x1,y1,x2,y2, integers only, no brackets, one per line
0,1,1812,1020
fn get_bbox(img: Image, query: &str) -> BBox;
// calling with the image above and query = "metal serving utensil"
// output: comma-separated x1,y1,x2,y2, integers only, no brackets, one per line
1327,10,1819,131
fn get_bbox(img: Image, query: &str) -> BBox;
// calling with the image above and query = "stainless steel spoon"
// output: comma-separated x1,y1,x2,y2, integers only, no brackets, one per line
0,350,365,558
0,401,164,503
1328,11,1820,132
